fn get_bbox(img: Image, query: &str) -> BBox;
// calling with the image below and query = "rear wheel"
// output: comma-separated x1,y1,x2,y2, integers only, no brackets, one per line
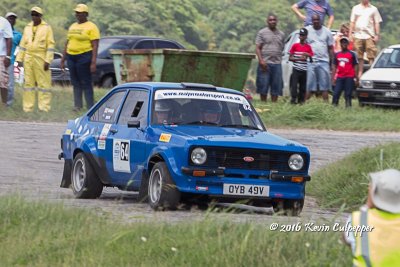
148,162,180,210
71,153,103,198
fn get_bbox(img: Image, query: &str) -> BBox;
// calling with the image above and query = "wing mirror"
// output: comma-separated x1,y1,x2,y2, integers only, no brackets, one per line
127,120,140,128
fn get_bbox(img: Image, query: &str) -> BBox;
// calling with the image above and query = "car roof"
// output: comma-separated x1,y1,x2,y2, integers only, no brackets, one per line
388,44,400,49
114,82,245,96
102,35,178,42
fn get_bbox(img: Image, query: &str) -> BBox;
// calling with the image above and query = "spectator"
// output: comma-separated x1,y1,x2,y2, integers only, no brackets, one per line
61,4,100,111
16,7,55,112
289,28,313,104
0,15,12,106
334,23,354,53
349,0,382,78
255,14,285,102
331,37,359,107
305,15,334,102
344,169,400,266
291,0,334,29
5,12,22,107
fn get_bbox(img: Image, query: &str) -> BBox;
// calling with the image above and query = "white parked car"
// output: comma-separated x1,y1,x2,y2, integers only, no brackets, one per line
357,44,400,107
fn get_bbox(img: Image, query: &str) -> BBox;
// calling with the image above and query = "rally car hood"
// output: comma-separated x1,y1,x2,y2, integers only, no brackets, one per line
154,126,307,151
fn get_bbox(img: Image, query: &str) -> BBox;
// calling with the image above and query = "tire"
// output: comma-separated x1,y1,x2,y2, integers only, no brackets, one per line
71,153,103,199
273,199,304,216
148,162,180,210
100,75,115,88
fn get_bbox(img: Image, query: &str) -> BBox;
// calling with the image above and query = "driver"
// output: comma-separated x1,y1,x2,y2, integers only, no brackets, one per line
153,100,171,124
200,101,223,124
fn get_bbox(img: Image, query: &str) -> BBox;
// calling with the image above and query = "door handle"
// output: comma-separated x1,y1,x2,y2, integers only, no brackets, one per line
110,128,118,134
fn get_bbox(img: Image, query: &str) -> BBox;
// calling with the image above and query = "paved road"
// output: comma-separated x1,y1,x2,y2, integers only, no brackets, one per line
0,121,398,224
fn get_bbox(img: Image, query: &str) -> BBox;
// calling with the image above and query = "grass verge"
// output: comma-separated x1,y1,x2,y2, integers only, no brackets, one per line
308,142,400,211
0,195,351,267
254,99,400,131
0,85,108,123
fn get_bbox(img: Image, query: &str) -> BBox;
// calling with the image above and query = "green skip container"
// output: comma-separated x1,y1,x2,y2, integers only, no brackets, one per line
111,49,255,91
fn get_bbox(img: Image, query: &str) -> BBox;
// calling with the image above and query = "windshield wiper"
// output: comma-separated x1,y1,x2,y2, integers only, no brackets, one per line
185,121,219,126
219,124,261,130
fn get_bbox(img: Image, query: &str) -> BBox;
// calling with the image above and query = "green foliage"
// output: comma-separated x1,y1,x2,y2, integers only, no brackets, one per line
0,195,351,266
2,0,398,53
308,142,400,211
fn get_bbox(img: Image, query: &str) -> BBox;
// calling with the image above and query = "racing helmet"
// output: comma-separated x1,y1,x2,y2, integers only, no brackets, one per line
200,101,222,123
154,100,172,123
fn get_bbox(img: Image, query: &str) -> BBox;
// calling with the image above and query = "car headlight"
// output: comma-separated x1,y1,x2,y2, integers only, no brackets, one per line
288,154,304,171
191,147,207,165
360,80,373,89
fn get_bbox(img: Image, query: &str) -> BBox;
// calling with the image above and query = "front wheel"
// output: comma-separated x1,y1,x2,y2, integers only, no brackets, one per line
71,153,103,198
148,162,180,210
273,199,304,216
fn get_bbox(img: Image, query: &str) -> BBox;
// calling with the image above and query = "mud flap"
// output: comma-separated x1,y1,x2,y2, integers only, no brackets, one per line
60,159,72,188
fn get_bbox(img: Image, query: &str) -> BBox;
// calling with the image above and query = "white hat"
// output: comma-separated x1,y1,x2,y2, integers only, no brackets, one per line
5,12,17,18
370,169,400,213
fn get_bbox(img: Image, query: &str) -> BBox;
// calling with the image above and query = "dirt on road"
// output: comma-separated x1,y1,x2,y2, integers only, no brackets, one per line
0,121,398,224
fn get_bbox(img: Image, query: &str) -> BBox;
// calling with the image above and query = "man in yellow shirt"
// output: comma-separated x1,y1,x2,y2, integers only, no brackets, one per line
16,6,55,112
344,169,400,266
61,4,100,111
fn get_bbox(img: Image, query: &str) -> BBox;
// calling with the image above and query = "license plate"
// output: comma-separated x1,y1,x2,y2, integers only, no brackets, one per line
223,184,269,197
384,91,399,98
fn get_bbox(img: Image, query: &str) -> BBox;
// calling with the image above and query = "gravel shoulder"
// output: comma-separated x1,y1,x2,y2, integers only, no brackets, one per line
0,121,398,224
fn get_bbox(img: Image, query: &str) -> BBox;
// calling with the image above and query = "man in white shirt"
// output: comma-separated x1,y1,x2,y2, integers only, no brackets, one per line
0,15,13,105
349,0,382,78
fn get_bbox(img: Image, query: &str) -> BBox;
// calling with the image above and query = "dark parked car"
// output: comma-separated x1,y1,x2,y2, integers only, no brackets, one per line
50,36,185,88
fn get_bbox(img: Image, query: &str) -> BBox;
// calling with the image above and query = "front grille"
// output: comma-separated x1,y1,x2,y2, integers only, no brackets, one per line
373,82,400,90
189,147,308,172
50,68,70,79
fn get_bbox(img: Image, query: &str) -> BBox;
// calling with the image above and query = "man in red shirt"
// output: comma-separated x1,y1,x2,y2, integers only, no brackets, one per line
289,28,314,104
331,37,359,107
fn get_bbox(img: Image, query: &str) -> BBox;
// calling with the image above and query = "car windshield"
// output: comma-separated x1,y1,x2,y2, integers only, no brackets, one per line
374,48,400,68
97,38,130,59
151,89,264,130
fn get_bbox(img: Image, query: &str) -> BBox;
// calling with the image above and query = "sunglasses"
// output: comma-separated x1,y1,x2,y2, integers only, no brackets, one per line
31,13,40,17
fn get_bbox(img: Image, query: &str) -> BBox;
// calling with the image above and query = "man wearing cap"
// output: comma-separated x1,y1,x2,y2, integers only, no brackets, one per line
0,14,13,105
61,4,100,111
16,6,55,112
331,36,358,107
289,28,313,104
344,169,400,266
5,12,22,107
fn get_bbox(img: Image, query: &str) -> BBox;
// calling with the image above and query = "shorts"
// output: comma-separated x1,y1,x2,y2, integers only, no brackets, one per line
306,61,331,92
0,57,9,89
354,38,378,60
256,63,283,96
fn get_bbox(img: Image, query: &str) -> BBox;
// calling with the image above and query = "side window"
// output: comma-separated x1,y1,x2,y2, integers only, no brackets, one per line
134,40,155,49
155,40,180,49
90,91,126,123
118,90,149,126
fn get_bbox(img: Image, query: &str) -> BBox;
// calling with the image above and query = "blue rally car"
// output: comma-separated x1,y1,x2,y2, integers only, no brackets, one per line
59,82,311,215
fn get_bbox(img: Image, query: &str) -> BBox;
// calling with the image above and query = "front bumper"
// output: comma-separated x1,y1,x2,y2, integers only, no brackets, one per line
357,88,400,107
179,166,310,200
